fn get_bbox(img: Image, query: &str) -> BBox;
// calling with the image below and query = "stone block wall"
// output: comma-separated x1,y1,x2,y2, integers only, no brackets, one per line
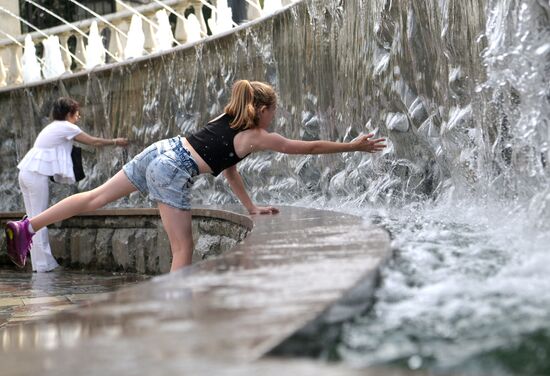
0,209,251,275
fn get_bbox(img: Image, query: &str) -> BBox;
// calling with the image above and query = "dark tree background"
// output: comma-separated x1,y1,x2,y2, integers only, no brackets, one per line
19,0,116,33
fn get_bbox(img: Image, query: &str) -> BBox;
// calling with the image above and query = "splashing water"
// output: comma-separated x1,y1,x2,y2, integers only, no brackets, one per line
85,21,106,69
262,0,284,15
21,35,42,83
243,1,548,374
286,1,549,373
320,199,550,375
41,36,66,79
184,14,202,43
124,14,145,59
208,0,233,34
154,9,174,52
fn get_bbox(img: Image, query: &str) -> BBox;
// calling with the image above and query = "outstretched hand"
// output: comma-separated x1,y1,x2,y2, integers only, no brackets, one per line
114,138,129,147
248,205,280,215
352,133,386,153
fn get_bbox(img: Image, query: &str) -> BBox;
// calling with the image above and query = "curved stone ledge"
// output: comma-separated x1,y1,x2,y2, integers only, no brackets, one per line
0,206,392,375
0,207,252,274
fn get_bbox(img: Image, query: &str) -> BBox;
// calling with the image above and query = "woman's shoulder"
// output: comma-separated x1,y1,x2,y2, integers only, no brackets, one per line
35,120,82,146
236,127,268,142
58,120,81,130
43,120,80,132
206,113,239,132
207,113,227,124
234,128,275,154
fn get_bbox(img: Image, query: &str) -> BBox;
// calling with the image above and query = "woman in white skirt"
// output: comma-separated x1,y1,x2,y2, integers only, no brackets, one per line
16,97,128,272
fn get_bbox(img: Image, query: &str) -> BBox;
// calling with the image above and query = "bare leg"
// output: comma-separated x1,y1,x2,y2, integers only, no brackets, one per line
157,202,194,272
30,171,137,231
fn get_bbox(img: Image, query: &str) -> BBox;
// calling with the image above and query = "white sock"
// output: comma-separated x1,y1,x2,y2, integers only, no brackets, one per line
27,222,35,234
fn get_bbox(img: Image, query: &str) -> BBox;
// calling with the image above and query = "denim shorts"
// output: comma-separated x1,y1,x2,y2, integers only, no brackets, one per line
123,136,199,210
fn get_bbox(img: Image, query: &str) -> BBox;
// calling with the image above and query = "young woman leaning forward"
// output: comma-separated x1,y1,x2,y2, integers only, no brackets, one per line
5,80,386,273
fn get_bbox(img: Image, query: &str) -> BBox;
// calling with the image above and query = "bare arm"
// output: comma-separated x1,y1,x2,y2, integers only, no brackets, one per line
250,130,386,155
74,132,129,147
223,165,279,215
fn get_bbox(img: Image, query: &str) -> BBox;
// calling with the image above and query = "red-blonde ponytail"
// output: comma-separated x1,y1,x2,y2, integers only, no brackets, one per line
224,80,277,130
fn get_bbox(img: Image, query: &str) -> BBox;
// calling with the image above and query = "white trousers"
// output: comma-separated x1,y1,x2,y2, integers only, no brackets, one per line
18,169,59,272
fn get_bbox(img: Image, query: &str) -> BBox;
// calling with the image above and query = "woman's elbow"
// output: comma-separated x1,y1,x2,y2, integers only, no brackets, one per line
223,169,236,180
304,143,319,154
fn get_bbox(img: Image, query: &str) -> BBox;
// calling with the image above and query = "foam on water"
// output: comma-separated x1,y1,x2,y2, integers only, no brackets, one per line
272,3,549,371
322,198,550,374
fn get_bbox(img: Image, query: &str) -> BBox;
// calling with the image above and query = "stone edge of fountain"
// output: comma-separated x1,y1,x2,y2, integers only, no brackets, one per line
0,206,253,274
0,205,392,370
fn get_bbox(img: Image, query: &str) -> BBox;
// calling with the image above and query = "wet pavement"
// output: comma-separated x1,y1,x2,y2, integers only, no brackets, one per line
0,206,395,375
0,268,147,329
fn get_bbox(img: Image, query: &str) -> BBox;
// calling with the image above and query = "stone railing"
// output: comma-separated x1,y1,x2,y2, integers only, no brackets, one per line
0,208,252,274
0,0,295,88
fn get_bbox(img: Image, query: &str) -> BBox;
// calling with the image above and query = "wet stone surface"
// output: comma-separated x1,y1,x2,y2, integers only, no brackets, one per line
0,208,251,274
0,206,392,376
0,267,148,329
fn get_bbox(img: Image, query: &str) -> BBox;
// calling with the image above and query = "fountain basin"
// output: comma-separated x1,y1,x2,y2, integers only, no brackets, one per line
0,206,391,375
0,207,251,274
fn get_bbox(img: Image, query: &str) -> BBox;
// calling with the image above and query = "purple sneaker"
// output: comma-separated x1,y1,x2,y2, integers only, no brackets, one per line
5,217,34,268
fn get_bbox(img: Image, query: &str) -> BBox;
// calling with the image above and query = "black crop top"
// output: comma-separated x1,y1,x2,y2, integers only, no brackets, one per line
187,113,250,176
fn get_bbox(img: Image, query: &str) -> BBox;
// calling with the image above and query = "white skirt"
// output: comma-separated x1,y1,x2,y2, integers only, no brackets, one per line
17,146,75,184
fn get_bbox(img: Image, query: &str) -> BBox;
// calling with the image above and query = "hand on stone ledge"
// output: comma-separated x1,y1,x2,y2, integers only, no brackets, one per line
248,205,279,215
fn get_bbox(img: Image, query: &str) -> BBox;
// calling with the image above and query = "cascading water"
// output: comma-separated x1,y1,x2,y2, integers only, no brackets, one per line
41,35,66,79
0,0,548,374
274,1,550,375
154,9,174,52
21,35,42,83
85,21,106,69
184,13,203,42
208,0,233,34
261,0,284,15
124,14,145,59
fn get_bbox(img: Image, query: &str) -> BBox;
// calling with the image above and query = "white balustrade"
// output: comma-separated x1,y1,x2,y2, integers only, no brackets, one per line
0,0,298,88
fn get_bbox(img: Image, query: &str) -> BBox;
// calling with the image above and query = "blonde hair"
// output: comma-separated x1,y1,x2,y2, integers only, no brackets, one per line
224,80,277,130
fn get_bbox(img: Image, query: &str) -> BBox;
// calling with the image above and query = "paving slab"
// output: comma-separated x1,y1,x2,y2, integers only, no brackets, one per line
0,268,147,329
0,206,392,375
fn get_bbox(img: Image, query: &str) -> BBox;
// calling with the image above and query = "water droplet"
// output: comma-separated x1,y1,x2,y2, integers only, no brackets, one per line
408,355,422,370
535,43,550,56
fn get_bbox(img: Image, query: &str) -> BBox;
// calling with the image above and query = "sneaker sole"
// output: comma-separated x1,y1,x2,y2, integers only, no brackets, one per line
5,226,25,268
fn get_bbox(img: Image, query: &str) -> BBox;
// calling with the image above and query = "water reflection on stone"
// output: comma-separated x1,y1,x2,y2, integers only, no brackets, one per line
0,267,147,350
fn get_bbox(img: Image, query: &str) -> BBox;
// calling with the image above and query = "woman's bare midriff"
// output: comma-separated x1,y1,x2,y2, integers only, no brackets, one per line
181,137,213,175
